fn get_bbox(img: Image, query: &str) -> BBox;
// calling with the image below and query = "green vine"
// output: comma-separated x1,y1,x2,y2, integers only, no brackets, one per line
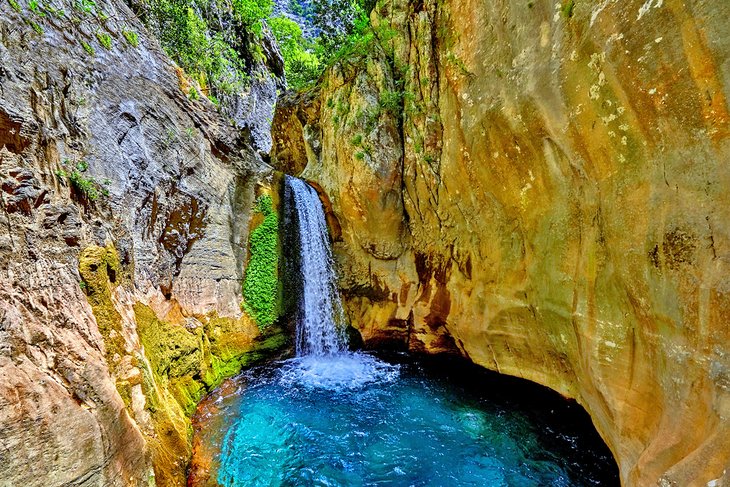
242,194,280,329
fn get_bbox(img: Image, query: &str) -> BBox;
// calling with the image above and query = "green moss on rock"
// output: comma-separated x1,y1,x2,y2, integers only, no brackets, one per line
79,244,126,367
135,303,202,378
132,309,289,484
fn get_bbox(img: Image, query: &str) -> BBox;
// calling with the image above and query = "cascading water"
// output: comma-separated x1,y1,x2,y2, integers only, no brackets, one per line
195,176,620,487
285,175,347,356
281,175,397,389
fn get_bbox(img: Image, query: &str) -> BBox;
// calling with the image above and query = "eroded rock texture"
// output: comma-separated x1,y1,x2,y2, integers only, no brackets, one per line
272,0,730,484
0,0,286,485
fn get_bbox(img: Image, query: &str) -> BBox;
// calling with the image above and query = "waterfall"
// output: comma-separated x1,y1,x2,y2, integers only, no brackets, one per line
284,175,347,356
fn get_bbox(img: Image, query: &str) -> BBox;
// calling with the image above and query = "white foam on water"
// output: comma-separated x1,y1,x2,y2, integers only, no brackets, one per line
284,177,399,391
279,353,400,391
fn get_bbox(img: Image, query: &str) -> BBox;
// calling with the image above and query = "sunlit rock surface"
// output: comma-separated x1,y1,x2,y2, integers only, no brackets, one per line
0,0,287,484
272,0,730,484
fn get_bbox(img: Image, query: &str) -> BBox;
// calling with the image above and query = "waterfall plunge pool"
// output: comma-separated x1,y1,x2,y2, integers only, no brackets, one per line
193,177,620,485
189,352,619,486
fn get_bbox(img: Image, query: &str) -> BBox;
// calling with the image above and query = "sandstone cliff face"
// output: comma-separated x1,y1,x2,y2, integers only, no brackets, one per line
0,1,286,485
272,0,730,484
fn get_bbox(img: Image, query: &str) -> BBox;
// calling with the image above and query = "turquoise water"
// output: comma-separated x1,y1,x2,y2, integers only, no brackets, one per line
197,354,618,487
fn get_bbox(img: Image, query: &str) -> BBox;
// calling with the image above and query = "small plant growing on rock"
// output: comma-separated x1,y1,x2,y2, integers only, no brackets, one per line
56,159,110,201
81,40,95,55
43,3,66,18
28,0,43,15
122,29,139,47
379,90,404,118
7,0,21,13
74,0,95,14
96,32,112,50
29,20,43,34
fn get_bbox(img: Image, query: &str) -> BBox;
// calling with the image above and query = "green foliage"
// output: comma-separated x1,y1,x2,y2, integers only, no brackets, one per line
7,0,21,12
122,29,139,47
288,0,304,16
56,159,110,201
561,0,575,18
74,0,95,15
28,0,42,15
81,40,95,55
269,16,321,91
43,3,66,18
318,11,373,68
29,20,43,33
188,85,200,100
379,90,403,117
350,134,362,146
445,53,474,78
231,0,271,35
96,31,112,50
242,194,280,329
134,0,272,99
268,0,377,91
311,0,368,55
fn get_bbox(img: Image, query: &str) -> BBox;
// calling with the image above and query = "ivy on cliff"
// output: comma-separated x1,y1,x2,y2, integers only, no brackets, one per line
242,194,280,329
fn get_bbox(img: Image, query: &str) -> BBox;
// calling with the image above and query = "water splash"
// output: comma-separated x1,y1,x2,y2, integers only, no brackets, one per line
279,354,400,391
285,175,347,356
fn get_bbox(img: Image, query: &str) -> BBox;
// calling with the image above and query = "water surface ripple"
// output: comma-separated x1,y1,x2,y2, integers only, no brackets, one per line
197,354,618,487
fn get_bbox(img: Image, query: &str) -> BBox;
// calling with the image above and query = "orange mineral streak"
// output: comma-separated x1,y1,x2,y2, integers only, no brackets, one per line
667,0,730,143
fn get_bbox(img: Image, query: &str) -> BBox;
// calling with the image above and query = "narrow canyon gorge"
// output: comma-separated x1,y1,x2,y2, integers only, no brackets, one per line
1,0,729,485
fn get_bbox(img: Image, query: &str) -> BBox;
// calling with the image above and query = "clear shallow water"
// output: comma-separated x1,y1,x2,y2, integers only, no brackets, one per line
194,353,618,487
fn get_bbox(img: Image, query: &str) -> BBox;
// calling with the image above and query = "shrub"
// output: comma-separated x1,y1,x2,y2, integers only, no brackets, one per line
56,160,110,201
269,16,322,91
135,0,272,99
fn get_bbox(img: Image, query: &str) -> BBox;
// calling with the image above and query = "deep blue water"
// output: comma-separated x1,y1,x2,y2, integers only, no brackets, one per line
194,354,619,487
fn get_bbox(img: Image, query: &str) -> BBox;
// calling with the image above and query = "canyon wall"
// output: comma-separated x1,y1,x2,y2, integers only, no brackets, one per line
0,1,286,485
271,0,730,485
